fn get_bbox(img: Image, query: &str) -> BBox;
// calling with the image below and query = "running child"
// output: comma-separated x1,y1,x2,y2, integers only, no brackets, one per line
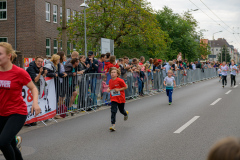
221,61,228,88
107,67,128,131
163,70,176,105
230,60,238,87
218,66,222,82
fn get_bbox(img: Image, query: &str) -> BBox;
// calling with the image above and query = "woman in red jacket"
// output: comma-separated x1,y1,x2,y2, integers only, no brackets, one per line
0,42,41,160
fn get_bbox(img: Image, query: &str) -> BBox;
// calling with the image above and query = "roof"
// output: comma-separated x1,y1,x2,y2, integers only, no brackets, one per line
208,38,231,48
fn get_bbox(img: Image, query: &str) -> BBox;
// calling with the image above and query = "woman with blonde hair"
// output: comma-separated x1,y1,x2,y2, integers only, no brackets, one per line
45,54,60,78
0,42,41,159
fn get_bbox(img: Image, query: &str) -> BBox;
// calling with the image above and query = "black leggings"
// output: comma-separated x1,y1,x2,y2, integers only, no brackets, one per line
222,75,227,86
231,74,236,86
0,114,27,160
111,101,127,124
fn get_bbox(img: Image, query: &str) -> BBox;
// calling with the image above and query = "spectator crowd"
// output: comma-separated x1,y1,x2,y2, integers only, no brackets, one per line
24,51,234,120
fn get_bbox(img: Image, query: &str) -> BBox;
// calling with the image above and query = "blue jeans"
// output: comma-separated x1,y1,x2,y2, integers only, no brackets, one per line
102,92,110,104
166,89,173,103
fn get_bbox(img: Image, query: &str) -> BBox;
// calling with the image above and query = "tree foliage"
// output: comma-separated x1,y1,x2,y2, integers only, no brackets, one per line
63,0,170,58
155,7,203,62
217,45,231,63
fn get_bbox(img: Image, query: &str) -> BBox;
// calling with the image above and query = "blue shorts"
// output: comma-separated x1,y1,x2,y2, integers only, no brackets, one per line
219,74,222,77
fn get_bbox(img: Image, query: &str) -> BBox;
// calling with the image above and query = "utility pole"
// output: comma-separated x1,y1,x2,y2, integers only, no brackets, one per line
62,0,67,55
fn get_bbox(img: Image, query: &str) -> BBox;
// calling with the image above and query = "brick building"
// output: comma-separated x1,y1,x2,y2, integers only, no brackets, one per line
0,0,83,59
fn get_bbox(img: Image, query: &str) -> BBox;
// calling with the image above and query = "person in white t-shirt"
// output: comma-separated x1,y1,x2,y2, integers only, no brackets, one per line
221,61,228,88
230,60,238,87
217,67,222,82
163,70,176,105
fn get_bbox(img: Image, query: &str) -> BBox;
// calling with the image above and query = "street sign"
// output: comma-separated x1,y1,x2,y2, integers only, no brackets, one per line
101,38,114,55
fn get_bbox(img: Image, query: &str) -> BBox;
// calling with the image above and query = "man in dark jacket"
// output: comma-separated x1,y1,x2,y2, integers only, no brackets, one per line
64,58,78,109
85,51,99,73
26,56,47,92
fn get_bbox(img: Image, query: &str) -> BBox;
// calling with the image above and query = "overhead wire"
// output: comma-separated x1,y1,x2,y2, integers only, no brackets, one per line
188,0,240,45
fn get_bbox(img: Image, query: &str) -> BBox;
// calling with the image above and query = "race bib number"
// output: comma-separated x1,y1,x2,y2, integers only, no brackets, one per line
110,90,120,97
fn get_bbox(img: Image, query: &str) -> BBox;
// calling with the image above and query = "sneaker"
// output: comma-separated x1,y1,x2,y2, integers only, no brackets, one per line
169,102,172,105
16,136,22,152
225,83,227,86
222,85,224,88
124,111,129,121
109,125,116,131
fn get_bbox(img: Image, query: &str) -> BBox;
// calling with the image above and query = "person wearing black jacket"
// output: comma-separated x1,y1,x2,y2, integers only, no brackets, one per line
64,58,78,110
26,56,47,92
85,51,99,73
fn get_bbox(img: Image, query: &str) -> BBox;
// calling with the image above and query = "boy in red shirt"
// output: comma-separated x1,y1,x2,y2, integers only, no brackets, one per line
107,67,128,131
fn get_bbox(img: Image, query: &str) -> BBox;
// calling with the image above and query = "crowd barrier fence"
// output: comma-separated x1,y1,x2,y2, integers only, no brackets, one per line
54,68,218,117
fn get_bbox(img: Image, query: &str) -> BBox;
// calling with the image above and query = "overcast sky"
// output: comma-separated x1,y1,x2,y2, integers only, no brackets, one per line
147,0,240,50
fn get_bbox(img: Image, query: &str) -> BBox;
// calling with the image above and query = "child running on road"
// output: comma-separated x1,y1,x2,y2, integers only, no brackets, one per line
107,67,128,131
163,70,176,105
221,61,229,88
230,60,238,87
218,66,222,82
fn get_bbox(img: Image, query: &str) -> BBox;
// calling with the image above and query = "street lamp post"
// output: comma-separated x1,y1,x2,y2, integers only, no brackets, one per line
212,31,222,62
80,1,89,57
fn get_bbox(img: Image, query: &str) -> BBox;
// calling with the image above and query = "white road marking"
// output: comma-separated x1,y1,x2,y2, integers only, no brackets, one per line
174,116,200,134
234,85,238,88
225,90,232,94
210,98,222,106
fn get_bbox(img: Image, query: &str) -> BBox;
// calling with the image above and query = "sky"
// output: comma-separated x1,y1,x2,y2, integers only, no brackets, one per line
147,0,240,50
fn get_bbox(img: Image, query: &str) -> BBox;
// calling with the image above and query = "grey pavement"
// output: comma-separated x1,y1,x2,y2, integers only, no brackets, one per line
1,76,240,160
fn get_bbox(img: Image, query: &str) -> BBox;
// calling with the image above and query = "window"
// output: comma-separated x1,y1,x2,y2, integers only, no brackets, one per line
60,7,62,21
0,1,7,20
0,37,7,42
46,2,50,22
53,5,57,23
73,43,76,51
54,39,58,54
60,40,62,50
216,49,218,51
67,9,70,22
67,41,71,55
73,10,76,19
46,38,51,56
212,49,213,51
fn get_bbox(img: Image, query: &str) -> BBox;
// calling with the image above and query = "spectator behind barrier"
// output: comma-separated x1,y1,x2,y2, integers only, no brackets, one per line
85,51,99,73
26,56,48,92
44,54,60,78
207,137,240,160
65,51,79,65
78,55,90,74
98,54,106,73
104,55,119,73
64,58,78,109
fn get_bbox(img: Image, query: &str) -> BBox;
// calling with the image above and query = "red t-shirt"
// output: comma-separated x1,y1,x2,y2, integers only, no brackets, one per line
109,77,126,104
0,65,32,116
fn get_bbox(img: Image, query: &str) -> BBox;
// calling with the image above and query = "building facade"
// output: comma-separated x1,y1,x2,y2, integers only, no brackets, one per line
208,38,234,62
0,0,83,58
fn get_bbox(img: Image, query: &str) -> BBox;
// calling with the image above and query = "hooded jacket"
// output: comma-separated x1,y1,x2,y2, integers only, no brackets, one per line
44,60,57,78
26,61,45,82
104,61,119,73
85,57,99,73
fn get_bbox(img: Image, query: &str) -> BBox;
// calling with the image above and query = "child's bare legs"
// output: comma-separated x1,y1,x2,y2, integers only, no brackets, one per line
69,91,77,108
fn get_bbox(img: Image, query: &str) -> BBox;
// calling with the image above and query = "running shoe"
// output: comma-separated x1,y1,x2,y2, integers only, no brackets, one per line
222,85,224,88
16,136,22,152
109,125,116,131
124,111,129,121
169,102,172,105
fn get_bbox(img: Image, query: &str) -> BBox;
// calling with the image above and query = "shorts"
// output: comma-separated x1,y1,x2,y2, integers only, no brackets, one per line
219,74,222,77
66,84,76,97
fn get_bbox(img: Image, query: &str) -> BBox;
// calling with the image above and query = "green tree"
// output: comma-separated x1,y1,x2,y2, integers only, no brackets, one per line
61,0,170,58
217,45,231,63
155,6,201,62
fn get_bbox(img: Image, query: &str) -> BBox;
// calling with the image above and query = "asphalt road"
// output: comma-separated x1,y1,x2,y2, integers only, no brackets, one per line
2,76,240,160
